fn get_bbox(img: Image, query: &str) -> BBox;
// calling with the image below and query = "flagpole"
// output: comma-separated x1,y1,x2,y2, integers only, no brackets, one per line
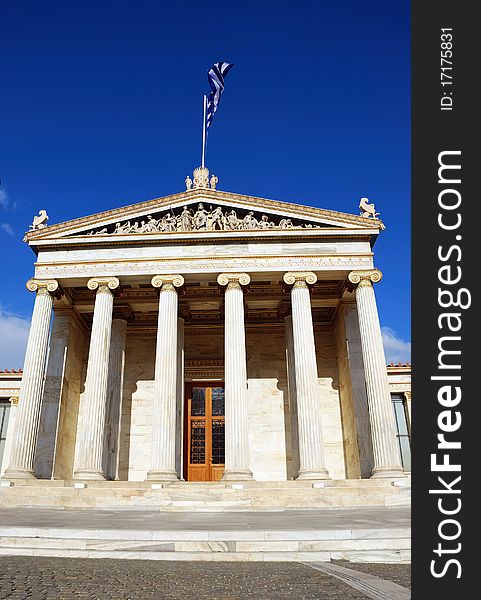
201,95,207,168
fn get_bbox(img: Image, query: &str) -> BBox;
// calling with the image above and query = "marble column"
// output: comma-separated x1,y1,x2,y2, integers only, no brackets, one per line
146,274,184,481
103,306,132,481
4,279,59,479
348,269,404,478
283,272,330,480
404,391,412,434
74,277,120,480
217,273,253,481
278,302,300,479
176,305,190,479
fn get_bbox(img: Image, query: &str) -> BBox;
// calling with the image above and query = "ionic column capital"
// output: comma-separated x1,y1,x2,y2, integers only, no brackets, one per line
87,277,120,295
404,391,412,401
151,274,185,292
9,396,19,405
348,269,382,289
283,272,317,289
217,273,251,289
26,279,60,297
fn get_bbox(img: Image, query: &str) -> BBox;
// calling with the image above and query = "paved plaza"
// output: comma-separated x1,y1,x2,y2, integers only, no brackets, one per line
0,557,410,599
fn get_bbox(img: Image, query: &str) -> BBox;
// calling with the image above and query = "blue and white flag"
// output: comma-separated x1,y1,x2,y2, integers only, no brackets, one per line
206,62,234,128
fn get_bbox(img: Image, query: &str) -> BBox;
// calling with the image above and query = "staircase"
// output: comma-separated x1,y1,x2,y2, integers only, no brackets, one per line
0,478,411,511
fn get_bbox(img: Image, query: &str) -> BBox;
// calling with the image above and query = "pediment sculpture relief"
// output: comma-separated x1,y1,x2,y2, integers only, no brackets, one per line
85,203,323,236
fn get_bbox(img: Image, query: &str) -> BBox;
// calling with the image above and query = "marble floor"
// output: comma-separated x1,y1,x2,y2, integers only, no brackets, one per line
0,506,410,531
0,507,410,563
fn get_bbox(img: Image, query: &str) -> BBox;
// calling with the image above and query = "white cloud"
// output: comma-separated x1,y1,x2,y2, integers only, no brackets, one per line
382,326,411,364
0,189,16,211
0,223,14,236
0,306,30,369
0,190,7,208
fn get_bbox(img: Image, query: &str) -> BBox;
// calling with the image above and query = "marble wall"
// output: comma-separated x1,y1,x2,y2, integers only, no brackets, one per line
314,331,346,480
335,308,361,478
245,331,289,481
117,334,155,481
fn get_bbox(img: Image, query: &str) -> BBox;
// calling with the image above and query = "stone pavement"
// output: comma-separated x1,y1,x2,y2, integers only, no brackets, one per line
0,557,411,599
335,561,411,589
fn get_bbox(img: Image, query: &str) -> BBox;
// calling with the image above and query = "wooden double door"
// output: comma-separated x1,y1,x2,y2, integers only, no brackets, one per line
184,383,225,481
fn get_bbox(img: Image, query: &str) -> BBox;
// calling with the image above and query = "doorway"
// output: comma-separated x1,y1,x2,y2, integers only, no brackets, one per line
184,383,225,481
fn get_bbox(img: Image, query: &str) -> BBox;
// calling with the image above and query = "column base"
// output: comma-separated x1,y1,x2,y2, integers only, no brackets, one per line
74,469,106,481
145,470,179,482
2,468,36,480
371,466,406,479
221,470,254,481
296,468,331,481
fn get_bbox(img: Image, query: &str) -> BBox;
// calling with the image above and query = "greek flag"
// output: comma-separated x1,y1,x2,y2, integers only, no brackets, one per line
206,62,234,128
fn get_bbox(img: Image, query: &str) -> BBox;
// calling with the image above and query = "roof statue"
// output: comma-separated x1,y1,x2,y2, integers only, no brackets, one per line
359,197,386,230
188,166,218,190
29,209,49,231
359,197,380,219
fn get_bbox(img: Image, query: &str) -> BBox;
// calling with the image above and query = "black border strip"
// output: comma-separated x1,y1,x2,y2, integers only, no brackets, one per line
412,1,477,595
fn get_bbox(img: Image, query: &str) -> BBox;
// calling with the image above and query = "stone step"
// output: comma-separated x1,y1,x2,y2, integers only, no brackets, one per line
3,478,410,488
0,527,411,562
0,479,411,511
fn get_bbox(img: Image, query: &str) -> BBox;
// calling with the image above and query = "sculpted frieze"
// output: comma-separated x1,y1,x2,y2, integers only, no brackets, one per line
85,203,325,236
35,255,373,279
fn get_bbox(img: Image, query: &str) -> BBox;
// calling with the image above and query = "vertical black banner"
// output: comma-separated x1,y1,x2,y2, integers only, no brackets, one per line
412,1,478,596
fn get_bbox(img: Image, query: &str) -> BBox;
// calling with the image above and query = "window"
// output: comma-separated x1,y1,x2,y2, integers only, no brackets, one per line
391,393,411,471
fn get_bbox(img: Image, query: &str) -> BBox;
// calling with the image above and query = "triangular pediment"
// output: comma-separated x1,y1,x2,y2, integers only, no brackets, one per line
24,188,382,243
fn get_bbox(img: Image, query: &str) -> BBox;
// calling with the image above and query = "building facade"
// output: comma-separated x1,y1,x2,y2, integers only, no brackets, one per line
1,170,410,485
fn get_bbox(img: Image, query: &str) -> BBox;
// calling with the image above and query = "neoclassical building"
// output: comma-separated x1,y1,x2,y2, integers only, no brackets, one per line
1,168,410,488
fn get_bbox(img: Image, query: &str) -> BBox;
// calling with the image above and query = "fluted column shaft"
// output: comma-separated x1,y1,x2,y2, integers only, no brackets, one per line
146,274,184,481
175,316,185,479
348,270,404,478
279,305,300,479
4,279,59,479
217,273,253,480
283,272,330,480
103,308,131,480
285,314,300,478
74,277,119,480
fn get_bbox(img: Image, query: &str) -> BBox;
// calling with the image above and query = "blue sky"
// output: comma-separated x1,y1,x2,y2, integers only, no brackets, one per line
0,0,410,367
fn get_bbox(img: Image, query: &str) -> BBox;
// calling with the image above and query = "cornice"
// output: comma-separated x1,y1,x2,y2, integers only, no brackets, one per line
35,252,373,269
29,231,377,253
24,188,382,242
